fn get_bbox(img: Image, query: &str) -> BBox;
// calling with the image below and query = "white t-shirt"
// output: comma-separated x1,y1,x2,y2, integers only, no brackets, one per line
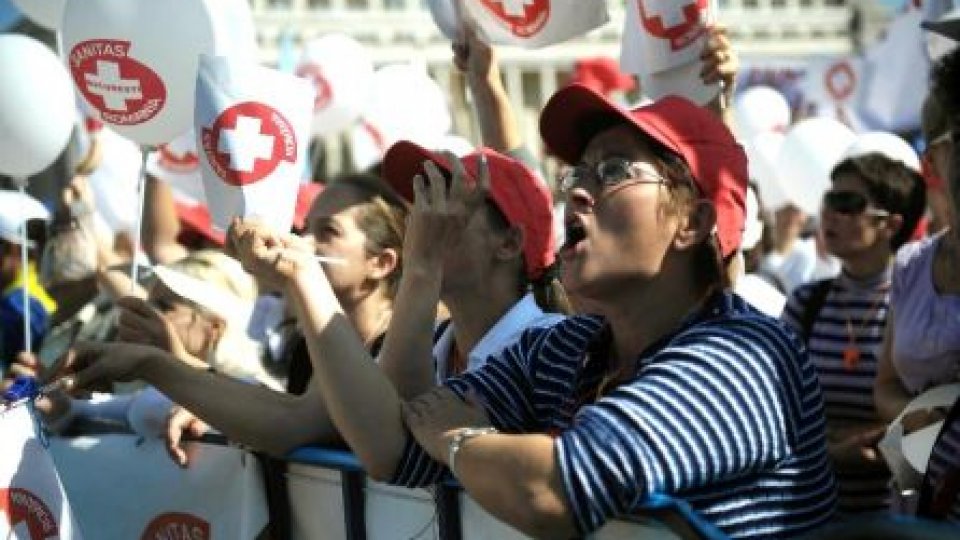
433,293,565,382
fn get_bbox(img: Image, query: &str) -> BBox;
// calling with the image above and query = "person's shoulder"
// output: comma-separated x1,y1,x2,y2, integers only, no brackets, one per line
895,233,939,270
687,294,802,356
519,314,604,351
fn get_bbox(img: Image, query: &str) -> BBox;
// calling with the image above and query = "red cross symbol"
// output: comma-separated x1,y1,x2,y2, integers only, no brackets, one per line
479,0,550,37
0,488,58,540
637,0,708,51
825,61,856,103
201,102,298,187
141,512,210,540
84,60,143,112
69,39,166,126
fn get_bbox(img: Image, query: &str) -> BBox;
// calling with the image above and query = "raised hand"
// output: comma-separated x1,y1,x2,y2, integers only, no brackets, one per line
700,23,738,92
227,218,320,290
404,151,490,273
59,341,166,393
453,20,497,84
116,296,192,363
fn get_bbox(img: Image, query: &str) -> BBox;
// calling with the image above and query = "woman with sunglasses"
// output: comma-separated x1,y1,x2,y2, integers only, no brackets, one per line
190,84,837,538
782,153,926,517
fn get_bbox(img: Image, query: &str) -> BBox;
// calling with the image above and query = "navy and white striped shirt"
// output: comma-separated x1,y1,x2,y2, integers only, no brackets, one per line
391,292,837,538
783,271,891,515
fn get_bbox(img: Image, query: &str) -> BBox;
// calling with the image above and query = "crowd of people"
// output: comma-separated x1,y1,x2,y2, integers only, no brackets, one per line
3,16,960,540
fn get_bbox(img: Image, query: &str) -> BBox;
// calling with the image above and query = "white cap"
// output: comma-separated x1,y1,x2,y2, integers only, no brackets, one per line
152,265,253,329
0,190,50,246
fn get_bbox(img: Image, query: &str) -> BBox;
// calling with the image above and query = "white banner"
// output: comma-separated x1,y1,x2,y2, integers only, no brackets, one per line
462,0,609,49
195,55,314,235
0,405,82,540
860,8,929,132
621,0,719,104
48,434,267,540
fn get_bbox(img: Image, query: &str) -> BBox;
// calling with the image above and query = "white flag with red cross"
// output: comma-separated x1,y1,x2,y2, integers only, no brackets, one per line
621,0,720,104
461,0,608,49
195,55,314,235
802,57,868,132
146,130,206,203
1,405,83,539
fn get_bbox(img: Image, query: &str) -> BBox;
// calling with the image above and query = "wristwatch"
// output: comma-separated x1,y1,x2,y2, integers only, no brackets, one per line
447,426,498,477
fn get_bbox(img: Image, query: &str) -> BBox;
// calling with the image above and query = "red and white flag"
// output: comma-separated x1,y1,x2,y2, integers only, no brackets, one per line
621,0,720,104
1,405,83,539
195,55,313,234
146,129,206,203
802,57,867,131
462,0,608,49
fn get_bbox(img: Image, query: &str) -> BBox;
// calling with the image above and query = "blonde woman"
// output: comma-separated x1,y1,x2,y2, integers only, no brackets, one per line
38,250,277,436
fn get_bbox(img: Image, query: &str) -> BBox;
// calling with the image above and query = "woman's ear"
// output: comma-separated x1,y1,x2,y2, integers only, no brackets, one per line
674,200,717,252
367,247,399,281
493,225,524,264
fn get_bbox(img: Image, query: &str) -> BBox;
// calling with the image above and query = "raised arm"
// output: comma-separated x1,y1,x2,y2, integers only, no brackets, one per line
229,219,408,480
378,153,490,399
142,175,189,265
701,23,738,131
455,23,522,153
67,340,338,457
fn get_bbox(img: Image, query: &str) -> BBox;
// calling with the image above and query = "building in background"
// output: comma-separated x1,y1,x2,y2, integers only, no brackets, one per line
249,0,895,178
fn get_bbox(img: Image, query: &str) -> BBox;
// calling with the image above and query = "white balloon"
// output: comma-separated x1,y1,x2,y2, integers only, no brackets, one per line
297,34,375,137
775,118,856,215
427,0,460,40
842,131,921,172
744,131,789,212
12,0,67,29
734,86,791,139
61,0,258,146
362,64,452,152
0,35,76,178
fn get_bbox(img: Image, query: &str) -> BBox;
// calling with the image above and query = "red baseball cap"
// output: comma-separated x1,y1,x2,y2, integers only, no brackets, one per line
294,182,325,230
383,141,556,280
540,84,748,259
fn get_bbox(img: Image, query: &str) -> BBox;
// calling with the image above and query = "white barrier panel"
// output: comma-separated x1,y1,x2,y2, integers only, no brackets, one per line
48,434,267,540
287,448,687,539
0,405,82,540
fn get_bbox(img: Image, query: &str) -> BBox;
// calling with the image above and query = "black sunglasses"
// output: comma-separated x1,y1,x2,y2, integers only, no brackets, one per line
822,190,889,217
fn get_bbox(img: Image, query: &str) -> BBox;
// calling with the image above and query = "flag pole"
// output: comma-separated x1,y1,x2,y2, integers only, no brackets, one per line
131,146,152,290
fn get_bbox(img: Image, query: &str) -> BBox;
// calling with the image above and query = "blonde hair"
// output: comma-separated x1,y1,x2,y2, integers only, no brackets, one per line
163,250,280,389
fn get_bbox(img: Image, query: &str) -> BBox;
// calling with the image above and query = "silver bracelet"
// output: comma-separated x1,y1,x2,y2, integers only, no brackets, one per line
447,426,498,478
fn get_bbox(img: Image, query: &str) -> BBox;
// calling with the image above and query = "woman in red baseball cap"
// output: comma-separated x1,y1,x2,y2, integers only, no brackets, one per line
186,86,831,538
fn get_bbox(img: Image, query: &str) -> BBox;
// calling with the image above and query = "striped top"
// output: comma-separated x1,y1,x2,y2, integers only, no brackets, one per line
391,292,837,538
782,271,892,515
